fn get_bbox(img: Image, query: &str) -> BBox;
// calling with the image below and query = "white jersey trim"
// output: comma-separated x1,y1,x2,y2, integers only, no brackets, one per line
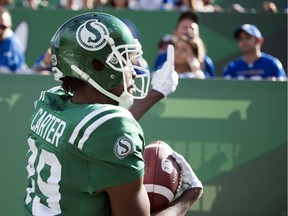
77,111,133,150
68,105,134,149
69,105,114,144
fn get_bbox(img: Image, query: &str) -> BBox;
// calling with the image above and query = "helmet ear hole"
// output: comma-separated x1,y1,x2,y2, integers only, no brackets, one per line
92,58,105,71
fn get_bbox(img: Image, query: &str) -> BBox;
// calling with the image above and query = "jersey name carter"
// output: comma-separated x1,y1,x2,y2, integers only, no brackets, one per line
31,108,66,147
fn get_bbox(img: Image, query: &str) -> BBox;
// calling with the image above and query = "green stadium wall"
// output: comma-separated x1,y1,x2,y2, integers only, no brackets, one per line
9,10,287,76
0,74,286,215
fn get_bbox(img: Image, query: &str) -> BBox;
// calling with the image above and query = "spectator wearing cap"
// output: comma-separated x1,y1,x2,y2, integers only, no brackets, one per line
223,24,286,81
0,6,26,74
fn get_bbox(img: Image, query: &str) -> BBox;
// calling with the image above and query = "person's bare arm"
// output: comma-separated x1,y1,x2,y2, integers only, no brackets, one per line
106,177,150,216
154,150,204,215
129,45,178,121
152,188,203,216
130,90,164,121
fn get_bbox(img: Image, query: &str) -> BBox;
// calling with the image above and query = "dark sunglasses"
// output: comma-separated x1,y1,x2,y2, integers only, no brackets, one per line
0,24,7,30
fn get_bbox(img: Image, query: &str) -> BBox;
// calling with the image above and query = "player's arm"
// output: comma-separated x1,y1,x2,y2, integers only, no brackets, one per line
130,90,164,121
152,188,202,216
153,151,203,216
129,45,178,121
105,177,150,216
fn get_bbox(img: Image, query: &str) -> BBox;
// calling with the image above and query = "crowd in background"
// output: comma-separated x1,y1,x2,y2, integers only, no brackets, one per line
0,0,287,81
0,0,286,13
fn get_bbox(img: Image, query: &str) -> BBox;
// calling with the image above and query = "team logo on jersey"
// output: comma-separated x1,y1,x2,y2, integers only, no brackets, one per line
76,19,109,51
114,136,134,159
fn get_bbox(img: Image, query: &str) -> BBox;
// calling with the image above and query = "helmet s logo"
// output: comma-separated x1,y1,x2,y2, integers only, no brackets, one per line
114,136,134,159
76,19,109,51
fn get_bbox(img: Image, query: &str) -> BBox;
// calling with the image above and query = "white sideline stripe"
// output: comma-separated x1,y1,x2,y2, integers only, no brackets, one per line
77,112,133,149
144,184,174,202
69,106,113,144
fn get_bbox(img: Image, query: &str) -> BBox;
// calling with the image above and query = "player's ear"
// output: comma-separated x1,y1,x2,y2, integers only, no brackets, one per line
257,37,264,45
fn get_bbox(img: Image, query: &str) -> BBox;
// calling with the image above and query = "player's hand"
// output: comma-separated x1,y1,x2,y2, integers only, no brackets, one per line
172,151,203,198
151,44,178,97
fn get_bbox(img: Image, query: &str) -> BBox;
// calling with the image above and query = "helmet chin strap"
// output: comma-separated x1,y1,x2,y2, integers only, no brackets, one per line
71,65,134,109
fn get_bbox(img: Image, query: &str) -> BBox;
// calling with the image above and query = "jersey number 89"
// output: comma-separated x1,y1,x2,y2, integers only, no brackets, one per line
25,137,62,215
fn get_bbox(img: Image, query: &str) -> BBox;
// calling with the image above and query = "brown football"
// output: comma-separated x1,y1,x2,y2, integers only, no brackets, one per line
143,140,181,213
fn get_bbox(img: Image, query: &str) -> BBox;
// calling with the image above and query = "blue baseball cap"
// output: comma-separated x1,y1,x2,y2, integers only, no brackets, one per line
233,24,263,39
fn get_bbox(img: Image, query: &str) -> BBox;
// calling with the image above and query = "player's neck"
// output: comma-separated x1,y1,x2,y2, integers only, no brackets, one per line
72,85,113,105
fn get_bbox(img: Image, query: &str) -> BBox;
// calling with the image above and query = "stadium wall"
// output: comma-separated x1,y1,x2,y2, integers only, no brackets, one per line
10,9,287,76
0,74,286,215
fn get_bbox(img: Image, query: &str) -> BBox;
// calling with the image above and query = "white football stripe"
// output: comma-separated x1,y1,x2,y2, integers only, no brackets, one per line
145,143,173,152
144,184,174,202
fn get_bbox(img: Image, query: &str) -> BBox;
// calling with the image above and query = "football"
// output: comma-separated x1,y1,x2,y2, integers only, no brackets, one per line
143,140,182,213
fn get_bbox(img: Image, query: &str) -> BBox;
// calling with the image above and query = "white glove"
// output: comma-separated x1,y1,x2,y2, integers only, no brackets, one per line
172,151,203,198
151,44,179,97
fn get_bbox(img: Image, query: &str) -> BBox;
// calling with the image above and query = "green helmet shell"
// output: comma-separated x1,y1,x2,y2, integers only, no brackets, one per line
50,12,135,90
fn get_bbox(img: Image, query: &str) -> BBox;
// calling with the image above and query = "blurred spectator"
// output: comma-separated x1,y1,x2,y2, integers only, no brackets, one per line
262,1,278,13
31,47,52,75
155,11,199,54
58,0,94,9
129,0,163,10
22,0,38,9
154,11,215,77
129,0,200,11
174,34,205,79
129,0,180,10
223,24,286,81
157,34,173,54
176,0,197,11
227,3,246,13
0,0,13,8
197,0,222,12
22,0,49,9
0,6,26,74
108,0,129,9
93,0,104,7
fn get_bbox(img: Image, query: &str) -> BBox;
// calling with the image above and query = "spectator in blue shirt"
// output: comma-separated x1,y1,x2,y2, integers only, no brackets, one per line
154,11,215,78
31,47,52,75
0,6,25,74
223,24,286,81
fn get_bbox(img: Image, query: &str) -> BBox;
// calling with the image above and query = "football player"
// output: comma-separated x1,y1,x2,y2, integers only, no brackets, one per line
24,12,203,216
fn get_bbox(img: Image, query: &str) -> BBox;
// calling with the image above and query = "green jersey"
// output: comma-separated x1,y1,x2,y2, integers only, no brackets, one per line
24,86,145,216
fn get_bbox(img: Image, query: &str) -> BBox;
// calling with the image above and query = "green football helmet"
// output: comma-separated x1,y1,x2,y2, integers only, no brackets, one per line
50,12,150,108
